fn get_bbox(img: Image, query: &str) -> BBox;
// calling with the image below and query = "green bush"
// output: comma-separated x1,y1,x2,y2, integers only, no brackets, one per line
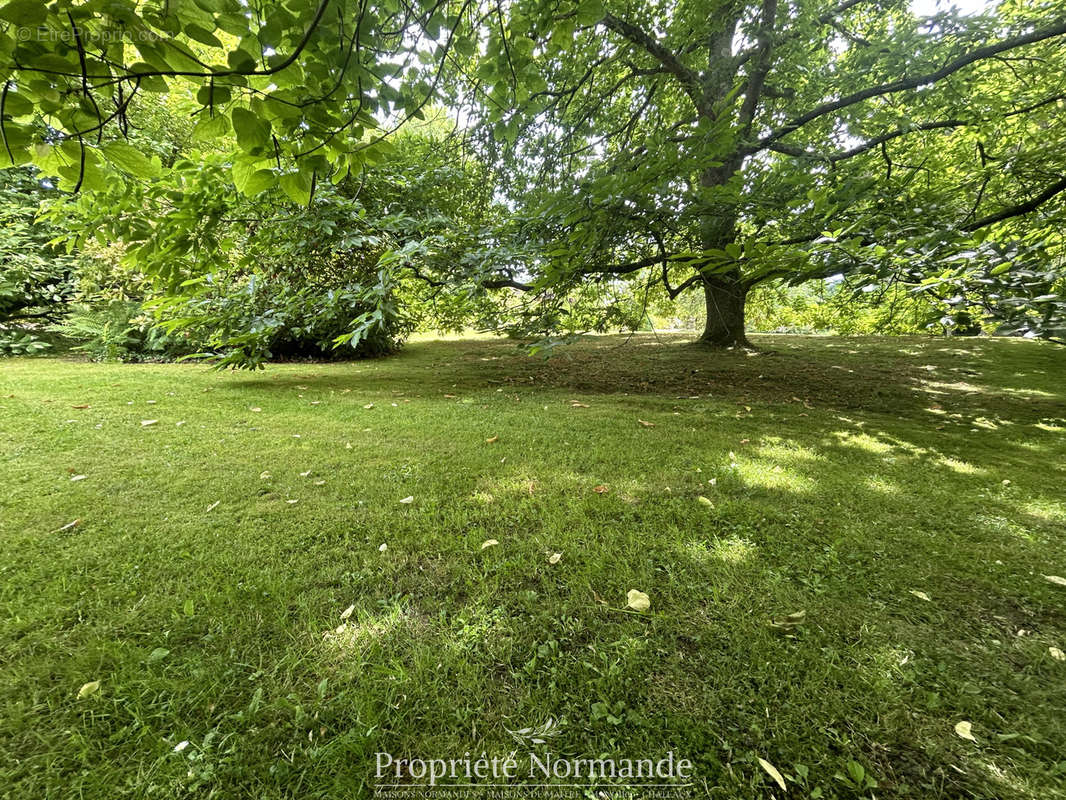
0,168,77,354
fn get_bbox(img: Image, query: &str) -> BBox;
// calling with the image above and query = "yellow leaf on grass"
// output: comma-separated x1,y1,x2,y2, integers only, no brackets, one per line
910,590,932,602
626,589,650,612
77,680,101,699
1049,647,1065,661
548,552,562,564
140,419,157,426
697,496,714,507
340,604,355,620
486,435,499,443
399,496,414,504
481,539,499,550
1044,575,1066,587
954,721,977,741
637,419,655,428
757,757,787,792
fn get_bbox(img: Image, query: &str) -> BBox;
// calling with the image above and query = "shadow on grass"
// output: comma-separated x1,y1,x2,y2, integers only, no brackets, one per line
1,334,1064,799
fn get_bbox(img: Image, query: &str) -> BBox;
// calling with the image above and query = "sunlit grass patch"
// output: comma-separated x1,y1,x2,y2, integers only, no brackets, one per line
1,334,1065,799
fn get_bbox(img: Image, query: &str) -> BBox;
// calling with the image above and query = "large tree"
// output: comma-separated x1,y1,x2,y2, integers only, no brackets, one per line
2,0,1064,347
452,0,1066,345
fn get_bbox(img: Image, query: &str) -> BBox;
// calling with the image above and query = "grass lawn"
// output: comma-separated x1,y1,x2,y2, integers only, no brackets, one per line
1,334,1065,799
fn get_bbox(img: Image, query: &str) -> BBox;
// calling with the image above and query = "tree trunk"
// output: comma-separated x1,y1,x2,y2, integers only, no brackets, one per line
699,271,750,347
697,167,748,347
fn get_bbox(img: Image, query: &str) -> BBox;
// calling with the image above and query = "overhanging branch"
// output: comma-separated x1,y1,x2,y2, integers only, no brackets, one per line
752,19,1066,153
964,175,1066,230
600,13,702,108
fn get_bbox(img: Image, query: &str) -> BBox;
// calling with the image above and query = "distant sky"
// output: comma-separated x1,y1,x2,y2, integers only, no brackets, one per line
911,0,993,17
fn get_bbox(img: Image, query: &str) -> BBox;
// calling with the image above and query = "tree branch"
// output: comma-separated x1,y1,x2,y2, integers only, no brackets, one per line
738,0,779,138
752,19,1066,153
964,175,1066,230
768,118,967,161
600,13,702,108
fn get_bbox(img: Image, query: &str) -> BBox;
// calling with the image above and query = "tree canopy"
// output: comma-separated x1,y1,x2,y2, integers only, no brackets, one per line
2,0,1064,358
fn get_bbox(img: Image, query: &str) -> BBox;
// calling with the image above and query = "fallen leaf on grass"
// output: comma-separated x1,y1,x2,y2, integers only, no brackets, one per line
286,499,299,505
260,471,272,480
637,419,655,428
70,474,86,482
56,519,80,532
250,407,262,412
757,758,787,792
77,681,101,699
954,721,977,741
697,496,714,507
363,403,374,409
626,589,650,612
1044,575,1066,587
1050,647,1065,661
71,404,90,409
340,604,356,621
481,539,499,550
486,435,499,443
378,543,388,552
570,402,590,408
399,496,415,504
593,485,609,494
140,419,158,427
910,590,932,602
313,480,325,486
548,552,562,564
770,610,806,632
299,470,312,477
205,501,220,512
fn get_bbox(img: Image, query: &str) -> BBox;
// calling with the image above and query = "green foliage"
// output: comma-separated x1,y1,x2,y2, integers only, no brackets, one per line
0,0,480,197
0,327,49,355
2,0,1064,351
50,128,498,367
0,167,77,353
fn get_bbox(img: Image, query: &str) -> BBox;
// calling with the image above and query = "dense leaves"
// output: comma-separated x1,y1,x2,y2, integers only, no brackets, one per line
1,0,1064,356
0,168,76,353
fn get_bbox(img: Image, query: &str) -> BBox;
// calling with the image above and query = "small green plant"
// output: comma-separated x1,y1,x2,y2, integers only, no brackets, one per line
835,760,878,794
0,330,51,356
60,302,140,361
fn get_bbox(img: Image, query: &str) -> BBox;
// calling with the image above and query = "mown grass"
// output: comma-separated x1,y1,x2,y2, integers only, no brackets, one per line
1,334,1064,799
